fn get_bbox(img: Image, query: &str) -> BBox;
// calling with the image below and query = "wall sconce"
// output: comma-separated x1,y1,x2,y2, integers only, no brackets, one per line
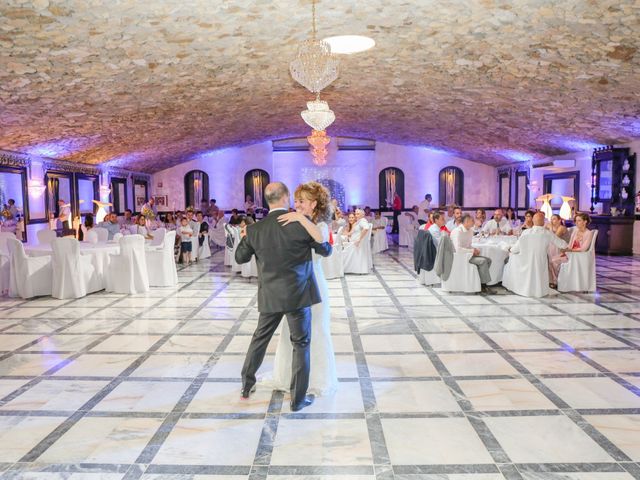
527,180,540,194
536,193,554,219
559,196,574,220
28,179,46,197
92,200,113,224
99,184,111,197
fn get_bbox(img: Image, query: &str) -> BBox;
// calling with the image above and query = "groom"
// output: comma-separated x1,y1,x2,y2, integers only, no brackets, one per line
235,182,332,411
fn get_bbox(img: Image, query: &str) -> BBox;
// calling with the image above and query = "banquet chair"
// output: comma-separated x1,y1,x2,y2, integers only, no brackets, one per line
372,221,389,254
105,234,149,294
198,231,212,260
0,232,15,255
112,232,123,243
6,237,52,298
240,254,258,278
190,222,200,262
0,233,14,295
558,230,599,293
51,238,101,299
37,229,57,246
322,242,344,280
397,215,414,247
146,231,178,287
85,230,99,244
93,227,109,243
210,222,226,249
343,228,373,275
502,234,551,297
223,223,233,266
149,227,166,248
229,227,242,273
441,252,481,293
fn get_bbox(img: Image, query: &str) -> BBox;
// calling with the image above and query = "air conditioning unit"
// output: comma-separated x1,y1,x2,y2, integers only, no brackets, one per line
553,159,576,169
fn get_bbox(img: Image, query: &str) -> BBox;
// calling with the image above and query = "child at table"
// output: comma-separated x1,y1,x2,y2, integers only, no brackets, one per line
179,217,193,264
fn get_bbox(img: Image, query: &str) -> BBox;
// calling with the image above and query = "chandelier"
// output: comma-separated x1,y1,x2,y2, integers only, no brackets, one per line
307,129,330,166
301,94,335,131
289,0,339,94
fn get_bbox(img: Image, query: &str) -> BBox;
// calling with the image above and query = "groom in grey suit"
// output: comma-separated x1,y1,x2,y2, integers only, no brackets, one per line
235,182,332,411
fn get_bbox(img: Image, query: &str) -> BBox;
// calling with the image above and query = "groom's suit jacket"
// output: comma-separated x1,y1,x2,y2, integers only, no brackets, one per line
235,209,332,313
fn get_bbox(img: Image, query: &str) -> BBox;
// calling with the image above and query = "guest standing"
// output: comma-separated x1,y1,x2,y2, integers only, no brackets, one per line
417,194,432,225
391,192,402,234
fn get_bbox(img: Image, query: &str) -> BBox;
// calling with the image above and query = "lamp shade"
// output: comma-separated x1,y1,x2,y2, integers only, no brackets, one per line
559,196,574,220
536,194,554,219
301,99,335,131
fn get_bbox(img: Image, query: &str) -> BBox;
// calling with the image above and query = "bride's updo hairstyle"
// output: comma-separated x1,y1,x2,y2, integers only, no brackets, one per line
295,181,332,224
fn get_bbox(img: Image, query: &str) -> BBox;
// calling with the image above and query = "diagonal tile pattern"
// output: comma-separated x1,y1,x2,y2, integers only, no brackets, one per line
0,247,638,480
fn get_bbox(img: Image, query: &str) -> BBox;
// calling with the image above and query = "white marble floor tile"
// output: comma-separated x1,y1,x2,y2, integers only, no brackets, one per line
90,334,163,352
458,378,557,411
130,354,209,378
0,415,67,462
93,380,190,412
584,414,640,460
509,351,598,375
0,379,107,411
373,380,461,413
549,330,629,349
281,381,364,413
0,378,30,399
424,333,490,351
38,416,164,463
382,417,494,464
542,377,640,409
0,353,70,376
483,415,613,463
153,418,263,465
438,352,519,376
365,353,438,378
52,353,140,377
185,382,272,414
271,419,372,466
486,332,559,350
579,350,640,373
0,334,42,352
360,334,423,353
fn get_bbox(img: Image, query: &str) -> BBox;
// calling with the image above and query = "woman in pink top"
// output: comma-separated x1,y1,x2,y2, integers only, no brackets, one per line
549,213,594,287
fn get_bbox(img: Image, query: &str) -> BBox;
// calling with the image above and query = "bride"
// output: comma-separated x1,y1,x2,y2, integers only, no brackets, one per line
269,181,338,397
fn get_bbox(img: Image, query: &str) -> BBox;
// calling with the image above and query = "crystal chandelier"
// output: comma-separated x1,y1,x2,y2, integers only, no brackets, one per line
301,94,335,131
307,129,330,166
289,0,339,94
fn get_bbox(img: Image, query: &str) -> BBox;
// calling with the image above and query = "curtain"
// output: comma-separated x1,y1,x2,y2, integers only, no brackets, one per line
192,171,203,208
252,171,264,209
47,177,59,216
385,169,397,208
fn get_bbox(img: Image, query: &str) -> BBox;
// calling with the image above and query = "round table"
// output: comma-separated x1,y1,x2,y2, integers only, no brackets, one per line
471,235,517,285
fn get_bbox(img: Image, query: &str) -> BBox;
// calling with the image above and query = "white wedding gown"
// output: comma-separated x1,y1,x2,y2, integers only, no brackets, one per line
269,222,338,396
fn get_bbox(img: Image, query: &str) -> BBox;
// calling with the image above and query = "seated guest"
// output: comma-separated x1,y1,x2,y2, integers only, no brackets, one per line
7,199,18,219
196,211,209,247
133,214,153,240
445,204,456,221
207,199,220,218
164,213,177,231
343,212,357,242
549,212,594,288
446,206,462,231
483,208,512,235
229,208,242,225
510,212,567,255
98,212,120,240
546,214,570,243
505,207,520,228
81,213,94,241
521,210,535,230
450,214,494,293
119,209,134,227
428,212,448,247
473,208,487,233
420,210,435,230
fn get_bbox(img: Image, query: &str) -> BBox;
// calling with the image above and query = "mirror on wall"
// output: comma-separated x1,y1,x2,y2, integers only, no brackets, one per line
499,172,510,208
45,171,73,221
75,174,98,217
543,171,580,213
516,171,529,211
0,166,28,241
132,179,148,214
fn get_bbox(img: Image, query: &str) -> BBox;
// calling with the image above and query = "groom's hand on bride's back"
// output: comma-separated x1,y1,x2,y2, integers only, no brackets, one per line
311,240,332,258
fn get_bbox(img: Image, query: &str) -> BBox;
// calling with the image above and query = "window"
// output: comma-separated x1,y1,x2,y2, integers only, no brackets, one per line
439,167,464,206
110,177,128,215
184,170,209,211
499,171,510,208
244,170,270,210
378,167,404,209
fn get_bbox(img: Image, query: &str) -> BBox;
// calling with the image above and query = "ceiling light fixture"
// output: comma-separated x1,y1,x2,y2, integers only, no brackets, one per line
301,95,335,131
322,35,375,54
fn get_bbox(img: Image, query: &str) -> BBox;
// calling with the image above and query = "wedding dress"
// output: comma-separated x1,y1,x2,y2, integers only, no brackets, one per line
269,221,338,396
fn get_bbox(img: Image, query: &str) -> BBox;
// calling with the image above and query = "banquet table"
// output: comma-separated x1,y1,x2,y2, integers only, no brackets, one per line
471,235,517,285
25,242,120,288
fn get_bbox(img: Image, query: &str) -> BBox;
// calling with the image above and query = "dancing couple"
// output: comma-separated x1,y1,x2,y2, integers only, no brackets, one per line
235,181,338,412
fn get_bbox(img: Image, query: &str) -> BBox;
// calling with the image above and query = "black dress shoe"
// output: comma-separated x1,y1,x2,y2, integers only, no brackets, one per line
240,385,256,400
290,395,315,412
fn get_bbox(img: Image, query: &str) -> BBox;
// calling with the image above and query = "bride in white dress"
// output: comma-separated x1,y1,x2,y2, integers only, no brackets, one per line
269,181,338,397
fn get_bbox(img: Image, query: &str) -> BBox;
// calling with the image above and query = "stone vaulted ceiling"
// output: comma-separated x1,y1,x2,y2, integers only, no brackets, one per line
1,0,640,173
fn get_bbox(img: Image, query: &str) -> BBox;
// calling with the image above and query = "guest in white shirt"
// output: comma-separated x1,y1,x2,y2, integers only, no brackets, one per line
450,214,494,292
483,209,512,235
473,208,486,233
133,215,153,239
57,199,71,231
427,212,447,247
446,206,462,231
347,209,371,246
7,199,18,219
505,207,520,229
418,194,432,225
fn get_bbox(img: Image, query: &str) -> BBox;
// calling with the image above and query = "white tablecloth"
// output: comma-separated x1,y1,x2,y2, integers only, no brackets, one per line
25,243,120,288
471,236,517,285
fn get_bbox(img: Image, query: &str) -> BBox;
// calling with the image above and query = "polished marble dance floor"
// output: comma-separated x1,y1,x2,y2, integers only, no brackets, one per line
0,246,639,479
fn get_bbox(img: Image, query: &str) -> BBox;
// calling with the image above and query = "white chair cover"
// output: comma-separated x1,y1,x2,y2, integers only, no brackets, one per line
372,222,389,254
558,230,599,293
106,235,150,294
150,227,166,247
210,222,226,248
6,238,52,298
441,252,481,293
230,227,242,273
51,238,101,299
240,254,258,278
37,229,57,246
502,234,551,297
0,232,15,294
223,224,233,267
190,222,200,261
198,233,212,260
0,232,16,255
419,268,440,286
397,215,414,247
112,232,123,243
343,228,373,275
146,231,178,287
93,227,109,243
85,230,99,244
322,244,344,279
